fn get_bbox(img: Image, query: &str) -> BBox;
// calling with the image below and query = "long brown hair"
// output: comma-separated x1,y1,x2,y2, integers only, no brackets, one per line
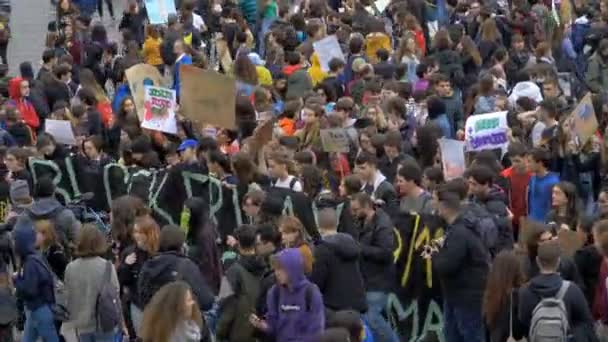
483,250,525,327
233,53,258,85
134,215,161,255
480,18,500,42
140,281,203,342
460,36,482,66
111,195,149,245
432,29,452,50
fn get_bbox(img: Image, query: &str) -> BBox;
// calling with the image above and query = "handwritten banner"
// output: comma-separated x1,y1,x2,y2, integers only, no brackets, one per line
141,86,177,134
145,0,177,24
312,35,345,72
320,128,350,153
464,111,509,153
568,93,598,145
125,64,164,121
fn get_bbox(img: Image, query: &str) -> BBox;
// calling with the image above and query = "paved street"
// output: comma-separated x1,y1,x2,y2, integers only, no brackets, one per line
8,0,124,75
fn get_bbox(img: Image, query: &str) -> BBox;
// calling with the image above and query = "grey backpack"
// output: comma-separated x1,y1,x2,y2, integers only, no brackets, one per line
96,261,122,333
529,280,570,342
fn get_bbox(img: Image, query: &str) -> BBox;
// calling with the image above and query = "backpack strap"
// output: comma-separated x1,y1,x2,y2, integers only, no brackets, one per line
556,280,570,300
304,283,313,312
289,177,298,191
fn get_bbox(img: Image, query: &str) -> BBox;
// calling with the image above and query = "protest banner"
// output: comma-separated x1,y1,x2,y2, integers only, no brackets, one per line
312,35,345,72
438,138,465,181
568,93,598,145
141,86,177,134
45,119,76,145
180,65,236,129
464,111,509,154
145,0,177,24
320,128,350,153
125,64,164,121
253,119,275,151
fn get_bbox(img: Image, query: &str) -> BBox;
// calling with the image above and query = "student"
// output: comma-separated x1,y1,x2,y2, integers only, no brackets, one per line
482,251,526,342
355,152,397,206
268,151,303,192
249,248,325,342
433,189,489,342
13,216,59,342
433,74,464,138
64,225,122,341
349,193,398,342
217,225,265,341
311,208,367,314
500,142,531,239
395,161,433,214
518,239,596,341
140,281,205,342
426,95,452,139
527,148,560,223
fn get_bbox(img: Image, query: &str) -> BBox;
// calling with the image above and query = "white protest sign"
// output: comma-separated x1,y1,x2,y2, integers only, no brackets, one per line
141,86,178,134
45,119,77,145
145,0,177,24
464,111,509,153
438,138,465,181
320,128,350,153
312,35,345,72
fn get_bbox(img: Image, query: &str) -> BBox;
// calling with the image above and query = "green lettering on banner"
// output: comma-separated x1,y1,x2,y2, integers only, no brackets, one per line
182,172,223,223
29,158,71,204
103,163,130,209
386,295,445,342
149,172,174,225
474,118,499,132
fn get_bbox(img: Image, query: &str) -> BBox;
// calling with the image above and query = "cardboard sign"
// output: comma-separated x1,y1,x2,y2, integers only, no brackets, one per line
252,119,275,151
312,35,345,72
465,111,509,154
45,119,76,145
125,64,164,121
320,128,350,153
141,86,177,134
145,0,177,24
180,65,236,129
568,93,598,146
438,138,465,181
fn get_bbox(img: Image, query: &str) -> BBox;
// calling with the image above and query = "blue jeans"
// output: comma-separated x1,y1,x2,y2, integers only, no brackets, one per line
443,301,485,342
78,332,116,342
23,305,59,342
365,292,399,342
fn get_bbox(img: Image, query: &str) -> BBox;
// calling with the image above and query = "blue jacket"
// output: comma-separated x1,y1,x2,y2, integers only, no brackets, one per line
528,172,560,222
112,83,131,114
13,217,55,311
266,248,325,342
173,54,193,101
431,114,453,139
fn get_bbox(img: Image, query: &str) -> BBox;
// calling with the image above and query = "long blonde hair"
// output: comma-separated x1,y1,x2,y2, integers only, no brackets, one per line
480,18,501,42
35,220,59,250
140,281,203,342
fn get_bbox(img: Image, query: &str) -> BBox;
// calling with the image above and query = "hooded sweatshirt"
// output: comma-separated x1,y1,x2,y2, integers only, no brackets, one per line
8,77,40,131
528,171,560,222
311,233,367,312
28,197,80,246
266,248,325,342
13,216,55,311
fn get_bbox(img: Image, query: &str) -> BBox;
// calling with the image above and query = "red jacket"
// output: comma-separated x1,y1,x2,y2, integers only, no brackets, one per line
8,77,40,131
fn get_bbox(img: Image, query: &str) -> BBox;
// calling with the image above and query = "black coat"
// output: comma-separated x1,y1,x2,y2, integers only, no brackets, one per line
137,251,215,311
117,245,151,308
311,233,367,313
487,289,525,342
518,273,598,342
43,79,71,111
574,245,603,308
358,209,396,292
433,214,489,307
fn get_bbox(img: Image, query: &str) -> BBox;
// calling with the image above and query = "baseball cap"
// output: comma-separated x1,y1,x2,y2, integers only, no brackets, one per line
177,139,199,152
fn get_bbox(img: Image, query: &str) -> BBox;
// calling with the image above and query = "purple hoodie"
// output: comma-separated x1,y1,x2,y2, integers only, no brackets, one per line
266,248,325,342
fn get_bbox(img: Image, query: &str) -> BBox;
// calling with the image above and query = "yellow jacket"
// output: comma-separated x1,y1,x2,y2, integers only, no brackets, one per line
308,53,327,86
143,37,163,66
365,33,391,64
256,65,273,86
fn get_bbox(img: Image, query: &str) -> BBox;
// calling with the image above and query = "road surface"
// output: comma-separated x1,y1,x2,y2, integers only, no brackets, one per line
7,0,124,75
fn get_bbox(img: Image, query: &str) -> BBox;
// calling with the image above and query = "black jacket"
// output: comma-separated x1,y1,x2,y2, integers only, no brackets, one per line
138,251,215,311
43,244,68,281
573,245,603,308
358,209,396,292
372,61,396,80
518,273,598,342
472,186,514,254
523,255,583,290
117,245,151,308
433,213,489,307
311,233,367,313
43,79,71,111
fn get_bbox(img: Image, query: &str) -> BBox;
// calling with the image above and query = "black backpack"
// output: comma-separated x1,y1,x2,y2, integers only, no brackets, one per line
140,258,190,308
96,261,121,333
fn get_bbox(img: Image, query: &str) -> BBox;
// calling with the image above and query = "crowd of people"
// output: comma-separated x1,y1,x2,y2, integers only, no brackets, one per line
2,0,608,341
